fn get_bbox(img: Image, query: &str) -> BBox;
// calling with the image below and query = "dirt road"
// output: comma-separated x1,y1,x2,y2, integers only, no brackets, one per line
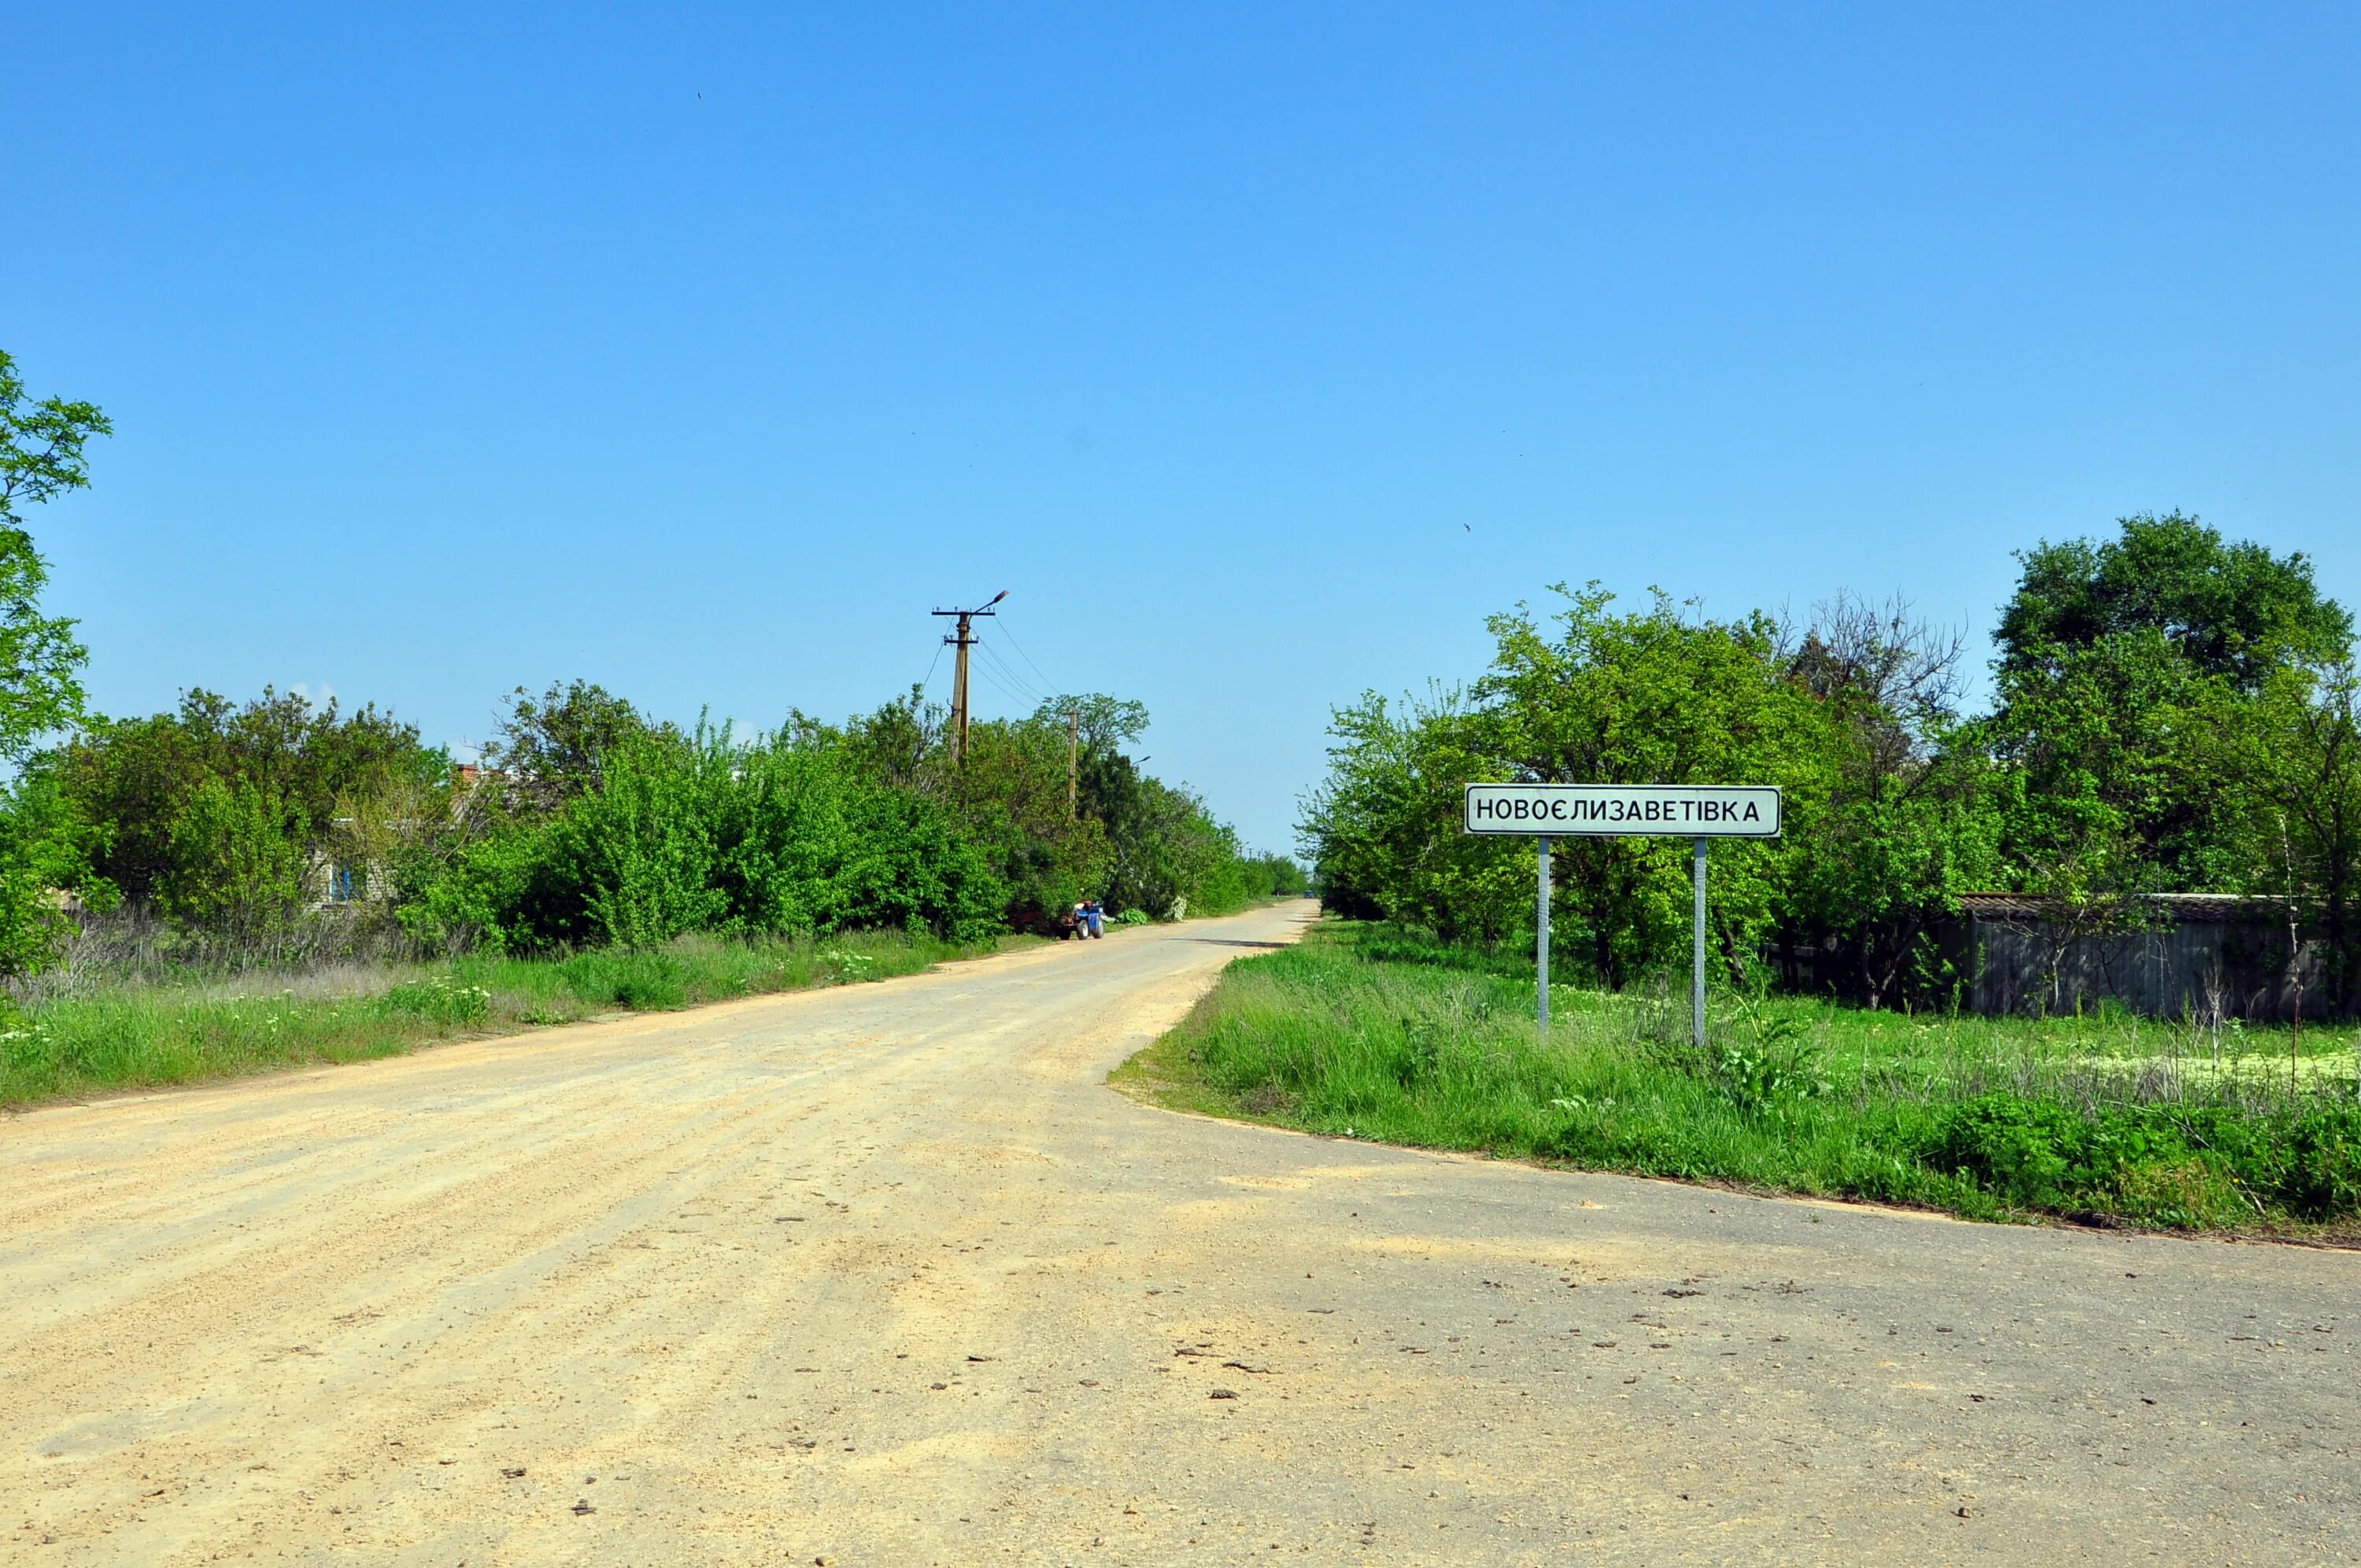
3,902,2355,1565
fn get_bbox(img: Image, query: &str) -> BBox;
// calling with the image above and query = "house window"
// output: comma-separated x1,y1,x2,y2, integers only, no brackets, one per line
330,864,362,902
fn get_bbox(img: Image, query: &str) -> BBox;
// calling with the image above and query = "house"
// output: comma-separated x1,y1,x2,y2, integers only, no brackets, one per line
303,765,497,912
307,842,382,910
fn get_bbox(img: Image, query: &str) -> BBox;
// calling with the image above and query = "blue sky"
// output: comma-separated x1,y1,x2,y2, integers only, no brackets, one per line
9,3,2358,853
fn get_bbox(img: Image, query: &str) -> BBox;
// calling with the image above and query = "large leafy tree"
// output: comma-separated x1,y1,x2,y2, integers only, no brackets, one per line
0,352,105,762
489,679,674,811
1997,511,2350,691
0,352,109,982
1295,518,2357,1014
1987,513,2350,892
1097,773,1237,918
1480,585,1838,988
1031,693,1149,760
1299,586,2004,1005
937,714,1111,922
1033,692,1259,919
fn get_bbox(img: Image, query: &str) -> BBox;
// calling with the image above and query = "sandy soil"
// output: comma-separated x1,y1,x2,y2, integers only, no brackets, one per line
2,901,2355,1565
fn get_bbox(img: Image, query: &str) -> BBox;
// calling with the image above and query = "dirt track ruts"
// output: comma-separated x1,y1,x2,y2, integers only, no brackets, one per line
2,901,2355,1565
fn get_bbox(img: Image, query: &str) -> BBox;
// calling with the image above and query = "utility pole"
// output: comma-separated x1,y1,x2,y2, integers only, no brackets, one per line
1066,707,1081,817
931,590,1007,766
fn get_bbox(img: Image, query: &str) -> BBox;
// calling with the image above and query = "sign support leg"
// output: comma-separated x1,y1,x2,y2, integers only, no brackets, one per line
1536,835,1551,1040
1692,836,1708,1050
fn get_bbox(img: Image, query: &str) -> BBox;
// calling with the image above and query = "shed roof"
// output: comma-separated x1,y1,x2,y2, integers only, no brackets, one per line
1956,892,2287,924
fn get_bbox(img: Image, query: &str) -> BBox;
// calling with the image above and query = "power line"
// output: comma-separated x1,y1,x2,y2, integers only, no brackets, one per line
992,611,1063,697
970,647,1027,698
970,658,1036,710
975,639,1048,707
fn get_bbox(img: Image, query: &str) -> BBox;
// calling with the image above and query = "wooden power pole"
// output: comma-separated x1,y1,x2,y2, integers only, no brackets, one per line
931,591,1006,766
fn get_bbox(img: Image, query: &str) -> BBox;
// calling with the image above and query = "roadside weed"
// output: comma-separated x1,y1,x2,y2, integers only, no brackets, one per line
1121,921,2361,1236
0,926,1025,1105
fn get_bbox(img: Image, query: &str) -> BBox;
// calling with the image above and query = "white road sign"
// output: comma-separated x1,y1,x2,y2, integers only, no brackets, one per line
1463,783,1783,838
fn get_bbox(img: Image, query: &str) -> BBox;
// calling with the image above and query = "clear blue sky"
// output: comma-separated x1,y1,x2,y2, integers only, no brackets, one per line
9,4,2359,853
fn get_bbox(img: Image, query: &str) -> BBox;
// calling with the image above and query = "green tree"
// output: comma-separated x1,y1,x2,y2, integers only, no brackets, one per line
1986,514,2349,892
0,352,104,763
1299,684,1523,940
0,352,109,983
2194,660,2361,1014
1782,593,1998,1005
401,717,1011,952
710,722,1004,941
554,735,726,948
837,688,939,791
1997,511,2350,692
0,763,108,977
1098,774,1232,918
161,777,311,941
939,714,1112,923
56,688,435,925
1979,632,2196,1005
1031,693,1151,758
1481,585,1838,989
489,679,672,812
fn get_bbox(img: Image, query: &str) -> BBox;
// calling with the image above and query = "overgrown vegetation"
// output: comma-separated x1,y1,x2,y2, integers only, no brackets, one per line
16,679,1297,973
1117,922,2361,1234
1304,513,2361,1015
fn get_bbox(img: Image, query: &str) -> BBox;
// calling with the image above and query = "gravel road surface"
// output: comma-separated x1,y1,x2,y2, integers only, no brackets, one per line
3,901,2355,1565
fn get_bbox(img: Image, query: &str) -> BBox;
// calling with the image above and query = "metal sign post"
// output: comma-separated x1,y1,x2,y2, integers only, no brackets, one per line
1536,836,1551,1039
1462,784,1783,1050
1692,836,1708,1051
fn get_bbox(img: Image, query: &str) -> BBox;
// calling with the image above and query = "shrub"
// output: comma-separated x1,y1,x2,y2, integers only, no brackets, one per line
1923,1095,2361,1227
403,725,1011,954
160,777,310,939
2282,1105,2361,1219
556,739,726,948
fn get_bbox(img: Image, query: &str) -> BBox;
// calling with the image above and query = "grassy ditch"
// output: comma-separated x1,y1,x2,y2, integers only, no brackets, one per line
1,928,1023,1108
1113,921,2361,1237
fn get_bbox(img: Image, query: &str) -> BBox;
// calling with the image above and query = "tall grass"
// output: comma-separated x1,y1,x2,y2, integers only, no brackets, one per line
1116,922,2361,1234
0,928,1014,1107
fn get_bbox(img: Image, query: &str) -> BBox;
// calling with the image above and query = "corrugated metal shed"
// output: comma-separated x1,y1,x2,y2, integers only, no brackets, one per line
1945,893,2322,1020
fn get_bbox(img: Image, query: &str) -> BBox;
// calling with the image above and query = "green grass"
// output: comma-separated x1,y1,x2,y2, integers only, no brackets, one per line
0,928,1028,1108
1113,921,2361,1237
